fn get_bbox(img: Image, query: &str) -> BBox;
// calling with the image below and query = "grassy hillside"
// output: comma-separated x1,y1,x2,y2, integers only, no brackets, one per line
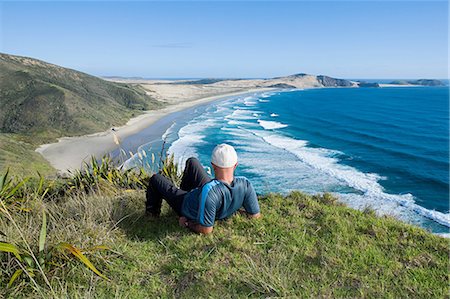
0,53,163,142
0,160,448,298
0,53,164,174
0,134,54,176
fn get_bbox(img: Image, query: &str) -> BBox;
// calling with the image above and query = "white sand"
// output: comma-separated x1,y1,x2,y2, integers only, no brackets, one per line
36,88,271,174
378,84,419,88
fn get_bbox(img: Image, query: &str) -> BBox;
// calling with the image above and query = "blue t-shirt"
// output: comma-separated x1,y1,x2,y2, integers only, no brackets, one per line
181,177,260,227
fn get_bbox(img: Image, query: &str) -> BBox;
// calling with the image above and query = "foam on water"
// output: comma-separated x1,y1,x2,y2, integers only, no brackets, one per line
225,109,260,120
227,120,250,126
243,96,258,106
257,120,288,130
168,118,218,168
260,92,275,98
256,132,382,190
255,131,450,227
223,126,344,194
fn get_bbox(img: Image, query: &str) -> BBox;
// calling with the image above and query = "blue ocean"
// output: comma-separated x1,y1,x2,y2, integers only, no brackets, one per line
125,87,449,234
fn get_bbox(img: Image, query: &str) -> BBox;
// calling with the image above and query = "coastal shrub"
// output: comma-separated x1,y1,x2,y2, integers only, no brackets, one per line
0,202,111,296
160,154,182,186
67,153,182,193
68,156,149,192
0,168,30,210
0,151,182,210
0,156,148,205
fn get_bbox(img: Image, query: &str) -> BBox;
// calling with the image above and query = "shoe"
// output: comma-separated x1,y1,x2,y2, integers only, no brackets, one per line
145,210,160,218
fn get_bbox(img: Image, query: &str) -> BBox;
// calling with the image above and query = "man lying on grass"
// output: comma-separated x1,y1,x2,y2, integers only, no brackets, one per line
146,144,261,234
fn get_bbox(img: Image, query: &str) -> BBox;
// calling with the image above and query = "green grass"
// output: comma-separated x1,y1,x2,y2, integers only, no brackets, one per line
1,163,448,298
0,134,55,177
105,192,448,298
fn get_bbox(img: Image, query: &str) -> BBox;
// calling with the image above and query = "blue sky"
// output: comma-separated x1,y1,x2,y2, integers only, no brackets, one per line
0,1,448,79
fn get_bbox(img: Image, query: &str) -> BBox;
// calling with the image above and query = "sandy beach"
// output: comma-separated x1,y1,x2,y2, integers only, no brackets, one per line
36,87,271,174
378,83,419,88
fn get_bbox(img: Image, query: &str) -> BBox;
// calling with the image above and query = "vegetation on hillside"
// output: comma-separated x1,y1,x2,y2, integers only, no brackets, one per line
0,52,165,174
0,53,163,141
0,157,448,298
0,134,54,177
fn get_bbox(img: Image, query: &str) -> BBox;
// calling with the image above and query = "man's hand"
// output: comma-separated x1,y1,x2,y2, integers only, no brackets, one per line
248,212,261,219
238,210,261,219
179,217,212,234
188,222,213,234
179,216,188,228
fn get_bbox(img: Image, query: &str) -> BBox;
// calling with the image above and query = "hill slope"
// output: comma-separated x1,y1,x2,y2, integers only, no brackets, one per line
0,53,162,142
1,174,448,297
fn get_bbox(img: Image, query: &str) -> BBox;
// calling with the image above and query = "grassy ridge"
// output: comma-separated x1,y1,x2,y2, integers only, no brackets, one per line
0,161,448,298
0,52,165,174
0,53,163,141
0,134,54,177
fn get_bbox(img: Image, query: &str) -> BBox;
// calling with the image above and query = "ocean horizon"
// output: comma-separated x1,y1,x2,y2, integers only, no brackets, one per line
123,86,449,234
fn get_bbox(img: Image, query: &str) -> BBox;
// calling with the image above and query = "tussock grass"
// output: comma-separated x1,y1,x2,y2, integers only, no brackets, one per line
0,161,449,298
0,134,55,177
1,189,143,297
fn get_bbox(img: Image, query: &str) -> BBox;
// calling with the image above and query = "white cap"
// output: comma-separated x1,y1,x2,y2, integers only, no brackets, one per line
211,144,238,168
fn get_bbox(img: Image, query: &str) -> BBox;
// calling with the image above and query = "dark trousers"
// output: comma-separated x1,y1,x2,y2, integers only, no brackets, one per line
146,157,211,216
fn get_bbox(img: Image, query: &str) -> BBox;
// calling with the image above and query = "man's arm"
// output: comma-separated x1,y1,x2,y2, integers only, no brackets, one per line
242,179,261,217
179,216,213,234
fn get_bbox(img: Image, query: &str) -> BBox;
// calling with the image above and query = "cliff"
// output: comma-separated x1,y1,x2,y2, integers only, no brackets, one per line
317,75,354,87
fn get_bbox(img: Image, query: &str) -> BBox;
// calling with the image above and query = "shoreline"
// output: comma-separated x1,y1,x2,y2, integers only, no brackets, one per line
378,83,423,88
36,88,273,173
